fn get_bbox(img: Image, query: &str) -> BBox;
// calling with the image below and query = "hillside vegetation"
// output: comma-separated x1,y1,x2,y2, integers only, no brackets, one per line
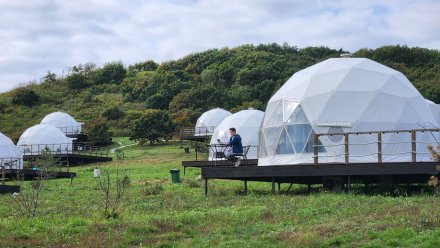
1,44,439,141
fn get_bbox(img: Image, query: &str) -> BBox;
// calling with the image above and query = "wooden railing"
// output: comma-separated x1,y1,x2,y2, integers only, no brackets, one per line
180,126,216,137
57,126,84,135
18,144,109,158
313,128,440,164
0,158,23,170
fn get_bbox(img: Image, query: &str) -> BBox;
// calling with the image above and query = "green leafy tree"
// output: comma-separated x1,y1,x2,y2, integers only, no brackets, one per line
11,88,40,107
94,62,126,84
102,106,125,120
43,71,57,84
86,118,113,146
129,110,175,145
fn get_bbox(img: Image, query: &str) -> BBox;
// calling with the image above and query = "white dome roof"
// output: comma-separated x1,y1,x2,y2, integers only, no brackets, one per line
18,124,74,150
259,58,439,165
210,109,264,159
195,108,232,135
0,132,22,159
41,112,82,133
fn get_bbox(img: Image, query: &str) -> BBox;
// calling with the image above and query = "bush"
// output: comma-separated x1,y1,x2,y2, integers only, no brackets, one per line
66,73,88,90
11,88,40,107
142,181,164,196
102,106,125,120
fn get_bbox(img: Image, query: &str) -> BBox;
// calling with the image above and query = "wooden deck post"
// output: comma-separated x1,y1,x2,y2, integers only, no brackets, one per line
344,134,349,164
1,165,5,185
314,134,319,164
411,131,417,162
271,178,275,194
244,180,248,195
377,132,382,163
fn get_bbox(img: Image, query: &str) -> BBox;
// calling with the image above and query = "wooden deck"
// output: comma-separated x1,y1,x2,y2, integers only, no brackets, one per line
182,159,258,174
199,161,440,195
23,153,112,165
2,168,77,180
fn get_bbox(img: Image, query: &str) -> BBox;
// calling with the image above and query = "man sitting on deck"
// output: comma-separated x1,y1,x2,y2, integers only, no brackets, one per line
226,127,243,166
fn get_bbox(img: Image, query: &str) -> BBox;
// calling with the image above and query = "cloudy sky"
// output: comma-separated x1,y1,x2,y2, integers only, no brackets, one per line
1,0,439,92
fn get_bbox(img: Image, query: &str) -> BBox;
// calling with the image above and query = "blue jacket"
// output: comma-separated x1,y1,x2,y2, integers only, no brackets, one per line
229,134,243,154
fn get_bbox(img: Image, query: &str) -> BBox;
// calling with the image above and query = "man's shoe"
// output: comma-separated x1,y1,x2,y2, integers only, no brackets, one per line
234,158,241,167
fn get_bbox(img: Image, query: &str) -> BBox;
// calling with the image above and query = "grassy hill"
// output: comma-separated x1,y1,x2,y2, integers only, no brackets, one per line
1,44,440,142
0,141,439,247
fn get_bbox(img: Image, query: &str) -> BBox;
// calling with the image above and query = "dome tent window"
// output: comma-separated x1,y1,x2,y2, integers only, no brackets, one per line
261,102,325,158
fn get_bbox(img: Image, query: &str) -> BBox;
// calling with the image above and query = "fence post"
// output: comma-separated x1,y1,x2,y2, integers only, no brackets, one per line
411,131,416,162
314,134,319,164
344,134,349,164
377,132,382,163
1,165,5,185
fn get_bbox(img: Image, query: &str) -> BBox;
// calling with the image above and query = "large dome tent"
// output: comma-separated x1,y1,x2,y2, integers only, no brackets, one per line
258,58,440,166
41,111,83,134
0,132,23,169
17,124,75,155
195,108,232,136
209,108,264,160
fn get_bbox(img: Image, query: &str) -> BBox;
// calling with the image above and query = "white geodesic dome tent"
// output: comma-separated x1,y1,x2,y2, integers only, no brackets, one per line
195,108,232,136
41,111,83,134
17,124,75,155
258,58,440,166
0,132,23,169
209,109,264,160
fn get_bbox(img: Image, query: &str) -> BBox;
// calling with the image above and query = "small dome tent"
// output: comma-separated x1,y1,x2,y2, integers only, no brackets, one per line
195,108,232,136
41,112,83,134
209,109,264,160
17,124,75,155
0,132,23,169
259,58,440,166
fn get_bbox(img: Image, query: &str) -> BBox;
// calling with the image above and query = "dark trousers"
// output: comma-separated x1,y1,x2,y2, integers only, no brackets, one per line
226,153,242,162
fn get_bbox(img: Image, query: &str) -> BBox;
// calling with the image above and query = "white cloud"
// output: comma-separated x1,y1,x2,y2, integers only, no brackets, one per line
0,0,439,92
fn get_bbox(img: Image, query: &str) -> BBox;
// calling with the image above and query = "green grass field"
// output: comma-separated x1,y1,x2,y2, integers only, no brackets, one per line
1,140,439,247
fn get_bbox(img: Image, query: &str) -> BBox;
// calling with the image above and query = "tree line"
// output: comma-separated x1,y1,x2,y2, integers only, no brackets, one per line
1,44,439,144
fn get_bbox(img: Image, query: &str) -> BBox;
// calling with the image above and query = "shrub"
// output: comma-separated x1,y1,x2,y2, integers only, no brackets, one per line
11,88,40,107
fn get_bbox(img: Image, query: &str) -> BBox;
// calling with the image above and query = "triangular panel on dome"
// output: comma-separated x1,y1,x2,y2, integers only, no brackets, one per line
258,130,268,158
263,126,283,156
275,127,295,155
265,101,284,127
263,101,281,126
283,100,299,123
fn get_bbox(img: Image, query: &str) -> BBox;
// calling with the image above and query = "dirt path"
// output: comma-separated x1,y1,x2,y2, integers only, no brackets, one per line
110,142,137,153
